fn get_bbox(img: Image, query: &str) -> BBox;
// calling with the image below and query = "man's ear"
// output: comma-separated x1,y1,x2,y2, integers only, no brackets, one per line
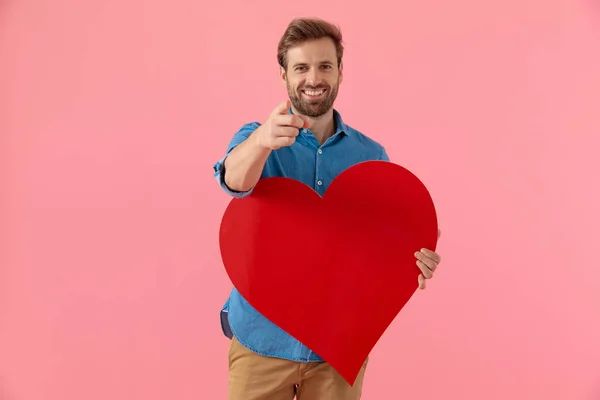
339,61,344,84
280,66,287,87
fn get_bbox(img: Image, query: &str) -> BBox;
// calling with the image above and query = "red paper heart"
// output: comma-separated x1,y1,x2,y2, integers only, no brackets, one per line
219,160,438,385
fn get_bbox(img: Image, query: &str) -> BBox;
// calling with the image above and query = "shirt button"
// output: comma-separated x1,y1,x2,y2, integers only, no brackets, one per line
318,149,323,155
317,180,322,186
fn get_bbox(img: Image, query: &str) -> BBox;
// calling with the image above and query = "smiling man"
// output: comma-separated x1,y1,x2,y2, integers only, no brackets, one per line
213,17,442,400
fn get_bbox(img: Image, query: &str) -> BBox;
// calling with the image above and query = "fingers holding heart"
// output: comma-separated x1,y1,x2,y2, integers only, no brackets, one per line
420,248,441,265
415,250,438,273
415,231,442,290
416,259,433,278
415,249,441,289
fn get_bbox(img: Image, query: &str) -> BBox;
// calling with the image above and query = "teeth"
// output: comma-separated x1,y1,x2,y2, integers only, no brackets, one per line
304,90,324,96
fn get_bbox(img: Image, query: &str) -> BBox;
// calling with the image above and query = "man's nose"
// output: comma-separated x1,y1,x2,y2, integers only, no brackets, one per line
305,67,321,86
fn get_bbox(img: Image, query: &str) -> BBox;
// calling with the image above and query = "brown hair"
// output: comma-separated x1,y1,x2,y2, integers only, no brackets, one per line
277,18,344,70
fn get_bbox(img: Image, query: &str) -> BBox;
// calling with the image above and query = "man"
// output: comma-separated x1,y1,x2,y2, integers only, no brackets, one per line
213,17,442,400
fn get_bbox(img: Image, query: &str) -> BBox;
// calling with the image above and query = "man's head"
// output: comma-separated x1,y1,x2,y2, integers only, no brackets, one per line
277,18,344,118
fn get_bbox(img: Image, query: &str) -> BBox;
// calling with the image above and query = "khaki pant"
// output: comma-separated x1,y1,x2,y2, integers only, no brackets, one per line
228,336,368,400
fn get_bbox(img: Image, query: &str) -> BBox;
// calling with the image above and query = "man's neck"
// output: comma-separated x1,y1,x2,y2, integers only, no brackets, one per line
294,107,336,145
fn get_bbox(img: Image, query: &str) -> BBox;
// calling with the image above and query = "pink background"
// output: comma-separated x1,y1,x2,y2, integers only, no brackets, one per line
1,0,599,398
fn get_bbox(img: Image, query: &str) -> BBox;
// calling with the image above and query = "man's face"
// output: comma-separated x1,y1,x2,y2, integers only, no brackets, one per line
281,37,343,118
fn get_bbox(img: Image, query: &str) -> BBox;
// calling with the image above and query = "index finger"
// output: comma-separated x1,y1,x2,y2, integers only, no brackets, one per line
274,114,305,129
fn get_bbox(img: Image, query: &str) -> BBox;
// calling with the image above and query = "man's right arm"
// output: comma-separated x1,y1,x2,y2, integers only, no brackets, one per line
212,122,265,199
212,100,306,198
222,126,271,193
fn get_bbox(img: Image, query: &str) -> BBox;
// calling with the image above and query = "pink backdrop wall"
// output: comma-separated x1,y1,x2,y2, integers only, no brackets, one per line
1,0,599,398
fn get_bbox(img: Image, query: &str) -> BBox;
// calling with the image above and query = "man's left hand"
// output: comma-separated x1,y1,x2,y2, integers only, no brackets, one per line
415,229,442,290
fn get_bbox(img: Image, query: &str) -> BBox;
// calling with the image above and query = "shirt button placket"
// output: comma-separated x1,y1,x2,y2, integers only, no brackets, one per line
316,147,323,189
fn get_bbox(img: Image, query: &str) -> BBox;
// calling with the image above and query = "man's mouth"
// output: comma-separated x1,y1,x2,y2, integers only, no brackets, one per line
301,88,327,99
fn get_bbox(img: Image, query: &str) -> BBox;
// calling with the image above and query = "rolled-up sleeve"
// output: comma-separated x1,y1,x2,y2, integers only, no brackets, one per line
213,122,261,198
379,145,390,162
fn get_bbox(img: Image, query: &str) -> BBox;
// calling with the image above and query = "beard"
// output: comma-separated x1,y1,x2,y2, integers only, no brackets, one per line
286,79,339,118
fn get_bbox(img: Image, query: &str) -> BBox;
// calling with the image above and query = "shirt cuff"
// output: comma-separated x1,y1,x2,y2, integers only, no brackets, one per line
213,155,255,198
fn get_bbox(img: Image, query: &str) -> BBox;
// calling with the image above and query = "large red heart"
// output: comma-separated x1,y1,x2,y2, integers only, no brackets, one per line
219,160,438,385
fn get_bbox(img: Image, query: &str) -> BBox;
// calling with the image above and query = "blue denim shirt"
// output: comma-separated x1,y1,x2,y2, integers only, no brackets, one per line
213,108,389,363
